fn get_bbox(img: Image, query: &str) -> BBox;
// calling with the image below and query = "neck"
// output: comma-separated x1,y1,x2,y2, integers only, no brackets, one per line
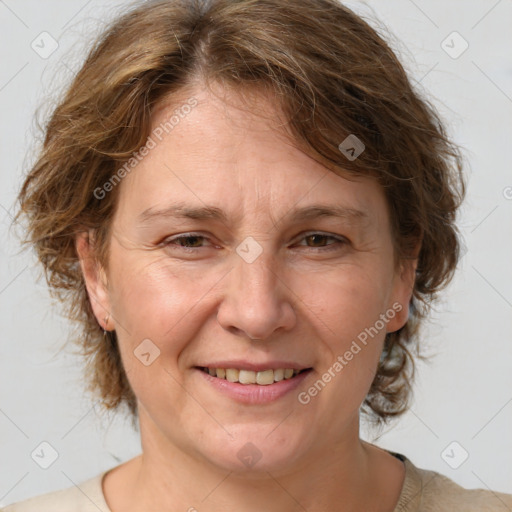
105,411,395,512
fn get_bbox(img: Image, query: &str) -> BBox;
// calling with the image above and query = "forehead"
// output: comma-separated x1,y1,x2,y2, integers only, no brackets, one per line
114,84,388,228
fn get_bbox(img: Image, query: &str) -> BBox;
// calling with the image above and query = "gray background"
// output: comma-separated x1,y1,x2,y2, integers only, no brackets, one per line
1,0,511,506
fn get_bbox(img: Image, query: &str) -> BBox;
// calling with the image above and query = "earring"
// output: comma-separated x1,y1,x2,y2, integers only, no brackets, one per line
103,313,111,338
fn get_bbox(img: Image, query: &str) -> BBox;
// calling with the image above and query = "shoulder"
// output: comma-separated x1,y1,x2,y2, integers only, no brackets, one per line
1,471,111,512
393,451,512,511
415,467,512,511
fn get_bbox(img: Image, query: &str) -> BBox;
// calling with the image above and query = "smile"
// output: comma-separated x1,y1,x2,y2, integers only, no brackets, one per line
195,365,313,405
198,367,311,385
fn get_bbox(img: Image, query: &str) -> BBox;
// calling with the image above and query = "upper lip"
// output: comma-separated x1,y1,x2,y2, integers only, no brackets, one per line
195,360,312,372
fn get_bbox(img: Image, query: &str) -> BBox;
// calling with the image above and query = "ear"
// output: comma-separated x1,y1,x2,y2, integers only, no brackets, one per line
75,230,113,331
385,249,420,333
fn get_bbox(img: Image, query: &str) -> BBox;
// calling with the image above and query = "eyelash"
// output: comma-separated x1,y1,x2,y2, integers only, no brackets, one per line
162,232,347,253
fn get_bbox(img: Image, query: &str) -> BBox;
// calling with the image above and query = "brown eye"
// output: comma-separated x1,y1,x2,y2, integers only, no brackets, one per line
296,232,347,251
175,235,205,247
163,234,212,252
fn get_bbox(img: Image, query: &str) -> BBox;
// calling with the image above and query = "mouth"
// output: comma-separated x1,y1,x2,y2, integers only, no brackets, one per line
195,366,313,385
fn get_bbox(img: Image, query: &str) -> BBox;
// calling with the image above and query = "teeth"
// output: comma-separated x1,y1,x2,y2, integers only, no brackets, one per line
256,369,274,385
202,367,305,385
225,368,239,382
273,368,284,382
239,370,256,384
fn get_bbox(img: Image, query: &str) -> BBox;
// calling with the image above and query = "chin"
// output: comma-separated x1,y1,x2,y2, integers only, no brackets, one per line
195,423,310,476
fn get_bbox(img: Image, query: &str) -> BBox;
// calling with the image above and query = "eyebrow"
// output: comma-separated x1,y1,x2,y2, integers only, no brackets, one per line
137,202,368,226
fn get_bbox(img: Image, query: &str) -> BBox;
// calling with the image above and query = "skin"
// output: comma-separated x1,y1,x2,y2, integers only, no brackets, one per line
76,82,417,511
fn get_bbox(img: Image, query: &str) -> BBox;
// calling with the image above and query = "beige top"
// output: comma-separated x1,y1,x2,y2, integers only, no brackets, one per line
3,451,512,511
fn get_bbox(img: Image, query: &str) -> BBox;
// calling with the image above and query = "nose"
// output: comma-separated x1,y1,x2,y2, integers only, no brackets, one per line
216,247,296,341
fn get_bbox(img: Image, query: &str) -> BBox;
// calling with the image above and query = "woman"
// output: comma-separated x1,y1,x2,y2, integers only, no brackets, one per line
5,0,511,510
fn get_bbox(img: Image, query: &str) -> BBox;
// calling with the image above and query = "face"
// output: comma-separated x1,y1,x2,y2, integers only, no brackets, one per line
78,83,415,475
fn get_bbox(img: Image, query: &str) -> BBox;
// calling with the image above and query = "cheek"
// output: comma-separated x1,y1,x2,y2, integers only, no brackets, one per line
296,266,391,403
107,252,224,357
111,268,183,337
109,248,393,356
106,256,206,413
301,264,392,342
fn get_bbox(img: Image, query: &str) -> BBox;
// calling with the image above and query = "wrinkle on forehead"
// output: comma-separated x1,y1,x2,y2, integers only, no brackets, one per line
113,82,387,244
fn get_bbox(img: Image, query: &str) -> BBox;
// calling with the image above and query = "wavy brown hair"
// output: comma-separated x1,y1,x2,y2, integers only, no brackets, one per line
15,0,465,428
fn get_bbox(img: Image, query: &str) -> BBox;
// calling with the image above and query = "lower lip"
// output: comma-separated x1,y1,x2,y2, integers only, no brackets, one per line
195,368,313,405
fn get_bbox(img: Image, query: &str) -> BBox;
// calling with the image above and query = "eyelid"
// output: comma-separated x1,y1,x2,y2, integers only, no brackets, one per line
295,230,347,241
